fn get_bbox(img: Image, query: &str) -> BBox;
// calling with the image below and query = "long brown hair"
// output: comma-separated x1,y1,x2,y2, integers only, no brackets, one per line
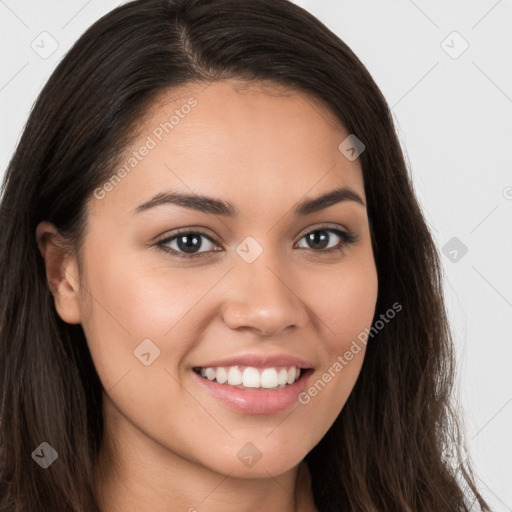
0,0,490,510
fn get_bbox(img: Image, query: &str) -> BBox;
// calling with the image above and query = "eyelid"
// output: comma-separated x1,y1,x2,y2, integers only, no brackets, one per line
295,221,350,238
155,223,349,245
155,227,221,249
154,225,218,243
154,223,357,259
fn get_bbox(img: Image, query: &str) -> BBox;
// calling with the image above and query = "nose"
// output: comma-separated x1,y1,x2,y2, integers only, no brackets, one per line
220,251,309,337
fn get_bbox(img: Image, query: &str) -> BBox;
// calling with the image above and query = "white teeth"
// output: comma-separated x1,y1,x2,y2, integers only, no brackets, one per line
242,367,260,388
277,368,288,386
197,365,303,389
227,367,243,386
261,368,279,388
216,366,228,384
286,367,297,385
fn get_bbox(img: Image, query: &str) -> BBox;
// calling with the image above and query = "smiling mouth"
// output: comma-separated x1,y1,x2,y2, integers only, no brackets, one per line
192,365,312,391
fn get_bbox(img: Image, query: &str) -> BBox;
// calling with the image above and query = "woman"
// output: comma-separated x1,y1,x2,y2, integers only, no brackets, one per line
0,0,491,510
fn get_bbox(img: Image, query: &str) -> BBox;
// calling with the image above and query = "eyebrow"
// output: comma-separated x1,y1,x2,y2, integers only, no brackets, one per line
133,186,366,217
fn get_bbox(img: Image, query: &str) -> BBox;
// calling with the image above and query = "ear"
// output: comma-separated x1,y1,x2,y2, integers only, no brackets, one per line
35,221,82,324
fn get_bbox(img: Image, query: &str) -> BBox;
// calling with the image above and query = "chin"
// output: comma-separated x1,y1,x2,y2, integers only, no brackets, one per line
201,445,306,479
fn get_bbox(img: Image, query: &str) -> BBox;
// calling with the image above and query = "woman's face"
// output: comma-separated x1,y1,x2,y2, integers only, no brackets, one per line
56,80,378,478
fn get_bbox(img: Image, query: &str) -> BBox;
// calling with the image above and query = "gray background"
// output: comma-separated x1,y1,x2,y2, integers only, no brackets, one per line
1,0,511,509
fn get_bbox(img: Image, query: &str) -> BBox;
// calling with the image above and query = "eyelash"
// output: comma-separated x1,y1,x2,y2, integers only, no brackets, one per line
155,225,358,260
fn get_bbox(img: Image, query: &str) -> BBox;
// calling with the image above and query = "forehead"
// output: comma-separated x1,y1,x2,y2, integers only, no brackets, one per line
89,79,365,219
139,79,348,154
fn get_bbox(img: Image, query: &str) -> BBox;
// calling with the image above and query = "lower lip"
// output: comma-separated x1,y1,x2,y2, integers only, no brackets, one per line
192,369,313,415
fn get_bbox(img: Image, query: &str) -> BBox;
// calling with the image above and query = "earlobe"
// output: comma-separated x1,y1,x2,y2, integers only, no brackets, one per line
35,221,83,324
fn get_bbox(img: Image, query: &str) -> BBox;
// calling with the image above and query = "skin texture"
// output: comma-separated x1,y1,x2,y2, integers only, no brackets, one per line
36,79,378,512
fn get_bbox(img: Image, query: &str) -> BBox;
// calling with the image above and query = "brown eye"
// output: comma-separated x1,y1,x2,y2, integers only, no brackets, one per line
156,230,221,259
155,226,358,260
296,228,357,254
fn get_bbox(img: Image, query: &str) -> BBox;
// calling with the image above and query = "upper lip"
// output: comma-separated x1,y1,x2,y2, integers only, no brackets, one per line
195,353,314,369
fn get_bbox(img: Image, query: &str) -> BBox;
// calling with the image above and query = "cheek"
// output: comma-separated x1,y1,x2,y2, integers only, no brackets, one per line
82,244,213,337
304,256,378,352
295,258,378,430
78,245,229,387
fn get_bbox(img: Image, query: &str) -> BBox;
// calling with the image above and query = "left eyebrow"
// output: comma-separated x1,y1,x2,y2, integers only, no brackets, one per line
132,185,366,217
294,186,366,215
